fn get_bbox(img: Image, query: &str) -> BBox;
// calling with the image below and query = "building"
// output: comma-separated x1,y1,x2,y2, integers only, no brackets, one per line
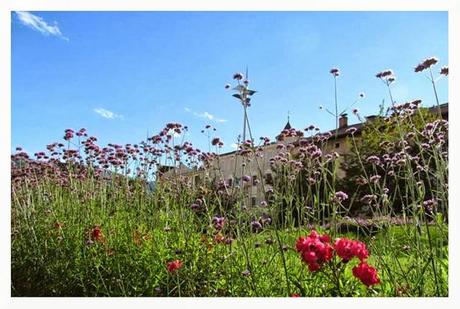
158,103,448,206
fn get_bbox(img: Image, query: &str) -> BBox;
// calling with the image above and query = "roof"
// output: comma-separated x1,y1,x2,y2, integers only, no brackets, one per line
283,120,292,130
215,102,448,157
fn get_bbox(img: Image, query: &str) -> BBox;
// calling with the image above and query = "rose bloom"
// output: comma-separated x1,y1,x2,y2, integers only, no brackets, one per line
335,238,369,262
296,230,333,272
167,260,183,273
352,262,380,287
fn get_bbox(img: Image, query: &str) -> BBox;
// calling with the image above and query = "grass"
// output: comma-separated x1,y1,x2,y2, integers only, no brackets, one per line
11,64,449,297
11,178,448,296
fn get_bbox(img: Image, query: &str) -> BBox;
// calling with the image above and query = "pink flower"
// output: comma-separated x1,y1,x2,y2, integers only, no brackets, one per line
212,216,225,230
242,175,251,182
334,238,355,262
352,262,380,287
296,230,333,272
335,238,369,262
333,191,349,202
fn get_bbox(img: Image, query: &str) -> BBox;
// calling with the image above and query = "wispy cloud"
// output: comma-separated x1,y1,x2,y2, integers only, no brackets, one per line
15,11,69,41
94,108,123,120
184,107,227,123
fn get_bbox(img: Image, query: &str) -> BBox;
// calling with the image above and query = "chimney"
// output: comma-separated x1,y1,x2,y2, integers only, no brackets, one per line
339,113,348,128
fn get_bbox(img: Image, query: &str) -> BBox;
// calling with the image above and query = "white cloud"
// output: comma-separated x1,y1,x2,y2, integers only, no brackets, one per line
230,143,239,149
15,11,69,41
184,108,227,123
94,108,123,120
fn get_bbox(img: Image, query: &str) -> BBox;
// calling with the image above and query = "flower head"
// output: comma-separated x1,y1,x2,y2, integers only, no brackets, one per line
369,175,381,184
330,67,340,77
423,198,438,213
414,63,426,73
422,57,439,68
352,262,380,287
366,155,381,165
333,191,349,203
251,220,263,232
440,66,448,76
360,194,377,205
211,137,222,146
167,260,183,273
212,216,225,230
296,230,333,272
242,175,251,182
233,72,244,80
335,238,369,262
376,69,393,79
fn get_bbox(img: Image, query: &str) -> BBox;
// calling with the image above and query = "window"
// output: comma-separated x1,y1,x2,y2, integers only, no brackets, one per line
265,190,275,203
227,178,233,187
234,177,240,186
265,173,273,185
252,175,258,186
335,142,340,148
251,197,257,207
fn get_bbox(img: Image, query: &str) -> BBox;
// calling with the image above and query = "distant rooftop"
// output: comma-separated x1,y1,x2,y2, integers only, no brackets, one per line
217,102,448,157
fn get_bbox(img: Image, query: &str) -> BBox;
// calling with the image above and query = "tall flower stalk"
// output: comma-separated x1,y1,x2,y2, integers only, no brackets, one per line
330,68,340,138
376,69,396,111
322,68,364,139
414,57,447,117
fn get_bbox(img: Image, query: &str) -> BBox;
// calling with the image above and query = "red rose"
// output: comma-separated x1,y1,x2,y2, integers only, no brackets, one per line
296,230,333,271
335,238,355,262
352,240,369,261
335,238,369,262
352,262,380,287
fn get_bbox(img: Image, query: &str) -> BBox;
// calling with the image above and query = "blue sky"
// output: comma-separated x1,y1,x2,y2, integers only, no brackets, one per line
11,11,448,155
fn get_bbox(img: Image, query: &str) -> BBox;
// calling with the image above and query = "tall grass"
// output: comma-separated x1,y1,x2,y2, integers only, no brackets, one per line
11,62,448,297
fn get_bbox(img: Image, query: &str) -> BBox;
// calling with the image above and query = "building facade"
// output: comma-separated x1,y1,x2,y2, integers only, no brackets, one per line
158,103,448,206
